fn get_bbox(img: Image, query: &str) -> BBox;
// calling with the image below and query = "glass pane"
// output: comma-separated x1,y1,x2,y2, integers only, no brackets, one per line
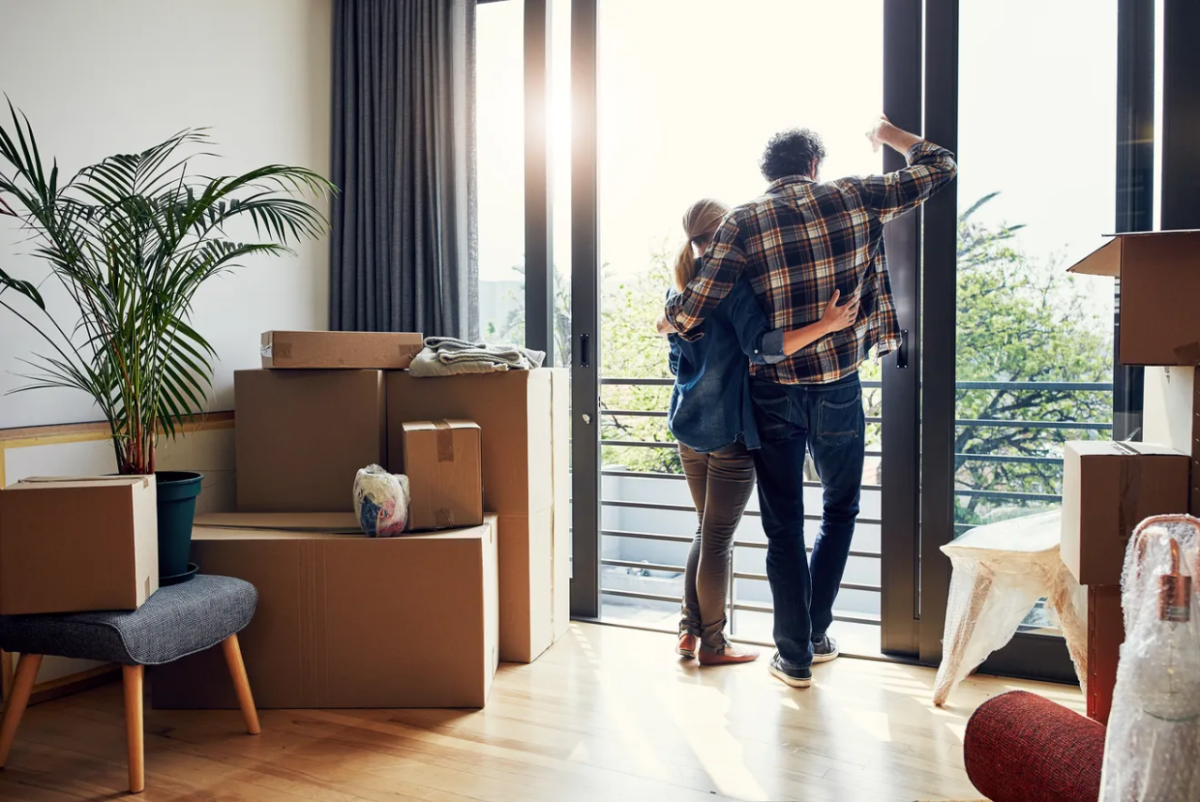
476,0,525,344
595,0,884,648
956,2,1118,630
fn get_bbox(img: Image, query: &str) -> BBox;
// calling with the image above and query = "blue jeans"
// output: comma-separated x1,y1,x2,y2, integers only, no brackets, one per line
750,373,864,670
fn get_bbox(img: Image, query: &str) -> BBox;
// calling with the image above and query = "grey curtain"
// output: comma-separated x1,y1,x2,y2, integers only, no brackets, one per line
330,0,479,339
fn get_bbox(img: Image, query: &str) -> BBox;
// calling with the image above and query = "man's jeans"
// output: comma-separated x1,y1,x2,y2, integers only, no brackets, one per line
750,373,864,670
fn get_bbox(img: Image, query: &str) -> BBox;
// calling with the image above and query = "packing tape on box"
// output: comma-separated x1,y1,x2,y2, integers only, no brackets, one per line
436,507,454,527
433,420,454,462
1118,458,1142,548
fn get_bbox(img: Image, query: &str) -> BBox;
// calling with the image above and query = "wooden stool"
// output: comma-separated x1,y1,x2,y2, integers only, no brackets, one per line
0,575,260,793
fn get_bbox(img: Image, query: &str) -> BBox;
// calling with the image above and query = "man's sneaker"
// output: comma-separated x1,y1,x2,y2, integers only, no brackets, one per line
812,633,840,664
768,654,813,688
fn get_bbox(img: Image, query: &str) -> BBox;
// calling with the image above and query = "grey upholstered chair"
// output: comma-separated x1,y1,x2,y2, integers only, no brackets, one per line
0,575,260,794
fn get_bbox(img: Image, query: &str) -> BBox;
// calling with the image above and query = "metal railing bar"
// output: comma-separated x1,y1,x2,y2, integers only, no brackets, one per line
955,419,1111,432
729,600,881,626
956,453,1064,465
956,488,1061,502
602,377,1111,392
602,409,669,418
600,469,882,493
601,558,684,574
732,571,881,593
599,529,882,559
601,498,885,528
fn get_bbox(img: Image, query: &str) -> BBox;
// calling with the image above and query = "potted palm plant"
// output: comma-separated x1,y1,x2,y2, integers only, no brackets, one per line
0,103,331,583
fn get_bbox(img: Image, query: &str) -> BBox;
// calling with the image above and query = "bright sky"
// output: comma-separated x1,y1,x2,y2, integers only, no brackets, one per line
478,0,1118,309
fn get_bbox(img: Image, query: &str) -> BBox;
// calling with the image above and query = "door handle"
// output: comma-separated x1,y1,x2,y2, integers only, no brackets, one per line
579,333,591,368
897,329,909,370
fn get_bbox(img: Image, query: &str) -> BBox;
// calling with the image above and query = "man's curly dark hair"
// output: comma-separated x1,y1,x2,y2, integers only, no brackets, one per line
759,128,827,182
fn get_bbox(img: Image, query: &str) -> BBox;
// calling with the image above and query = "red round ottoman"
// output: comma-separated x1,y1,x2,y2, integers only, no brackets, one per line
964,690,1104,802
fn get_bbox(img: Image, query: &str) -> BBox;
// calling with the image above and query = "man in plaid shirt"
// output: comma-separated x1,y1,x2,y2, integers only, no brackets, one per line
664,117,956,688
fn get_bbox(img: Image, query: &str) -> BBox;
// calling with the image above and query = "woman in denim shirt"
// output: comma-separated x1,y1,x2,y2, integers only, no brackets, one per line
667,199,858,665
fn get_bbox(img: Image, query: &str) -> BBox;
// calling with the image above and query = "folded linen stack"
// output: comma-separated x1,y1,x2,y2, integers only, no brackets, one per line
409,337,547,377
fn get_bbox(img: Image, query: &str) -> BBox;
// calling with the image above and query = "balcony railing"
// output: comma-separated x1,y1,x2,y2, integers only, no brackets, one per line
596,377,1113,641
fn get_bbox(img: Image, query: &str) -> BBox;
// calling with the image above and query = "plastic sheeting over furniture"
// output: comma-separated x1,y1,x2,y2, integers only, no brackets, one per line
1100,514,1200,802
933,510,1088,707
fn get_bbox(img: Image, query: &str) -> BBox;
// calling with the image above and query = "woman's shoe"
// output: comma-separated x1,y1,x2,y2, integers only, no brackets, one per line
677,632,698,659
698,642,760,666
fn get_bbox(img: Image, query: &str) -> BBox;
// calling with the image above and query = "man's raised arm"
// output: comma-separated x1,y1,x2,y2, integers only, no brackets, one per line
862,116,957,223
662,216,749,341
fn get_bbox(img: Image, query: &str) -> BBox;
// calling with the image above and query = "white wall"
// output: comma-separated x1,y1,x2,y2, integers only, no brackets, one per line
0,0,331,429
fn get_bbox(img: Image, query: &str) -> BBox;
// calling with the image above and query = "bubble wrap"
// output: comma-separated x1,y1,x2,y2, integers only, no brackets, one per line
1100,515,1200,802
353,464,410,537
933,509,1088,706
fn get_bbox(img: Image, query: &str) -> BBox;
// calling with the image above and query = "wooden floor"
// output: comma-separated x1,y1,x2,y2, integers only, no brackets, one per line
0,623,1082,802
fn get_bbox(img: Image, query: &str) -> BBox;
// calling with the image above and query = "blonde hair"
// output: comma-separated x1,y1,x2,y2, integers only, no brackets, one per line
674,198,730,292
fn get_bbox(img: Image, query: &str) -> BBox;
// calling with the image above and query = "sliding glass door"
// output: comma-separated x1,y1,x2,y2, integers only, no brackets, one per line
487,0,1150,681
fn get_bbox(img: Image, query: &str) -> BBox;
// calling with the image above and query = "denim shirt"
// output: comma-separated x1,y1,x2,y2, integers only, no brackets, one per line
667,277,785,453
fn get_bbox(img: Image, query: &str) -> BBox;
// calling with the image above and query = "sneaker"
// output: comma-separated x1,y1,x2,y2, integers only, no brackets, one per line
811,633,840,664
698,640,760,666
768,654,813,688
677,632,698,659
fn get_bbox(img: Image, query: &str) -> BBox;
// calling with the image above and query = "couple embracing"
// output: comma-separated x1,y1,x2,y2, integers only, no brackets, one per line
660,117,956,689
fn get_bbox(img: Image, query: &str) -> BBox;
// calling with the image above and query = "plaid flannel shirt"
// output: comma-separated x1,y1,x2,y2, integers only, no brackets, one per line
665,141,957,385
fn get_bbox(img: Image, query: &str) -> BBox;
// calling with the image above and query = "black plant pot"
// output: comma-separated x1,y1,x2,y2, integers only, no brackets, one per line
155,471,203,584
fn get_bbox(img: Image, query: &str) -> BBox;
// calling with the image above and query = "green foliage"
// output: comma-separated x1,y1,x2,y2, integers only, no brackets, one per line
953,193,1111,525
600,252,678,474
490,192,1114,519
0,103,331,474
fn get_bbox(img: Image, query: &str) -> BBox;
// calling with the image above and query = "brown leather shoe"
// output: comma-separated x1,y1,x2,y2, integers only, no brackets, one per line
677,632,698,659
698,643,760,666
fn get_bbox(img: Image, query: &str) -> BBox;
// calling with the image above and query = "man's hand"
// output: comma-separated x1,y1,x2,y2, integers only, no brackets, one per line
817,289,860,335
867,114,923,155
655,314,675,336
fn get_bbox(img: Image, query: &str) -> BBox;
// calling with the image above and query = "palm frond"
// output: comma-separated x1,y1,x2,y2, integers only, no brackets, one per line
0,104,331,474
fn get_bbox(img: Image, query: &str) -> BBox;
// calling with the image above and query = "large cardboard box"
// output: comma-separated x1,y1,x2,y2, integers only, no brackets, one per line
401,420,484,531
152,516,499,709
1144,365,1200,512
261,330,423,370
1061,441,1190,585
235,369,385,513
0,476,158,614
386,370,570,663
1068,230,1200,365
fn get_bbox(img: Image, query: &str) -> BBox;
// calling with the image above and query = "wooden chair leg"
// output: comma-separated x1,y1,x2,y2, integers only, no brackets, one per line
122,664,145,794
221,635,261,735
0,653,42,767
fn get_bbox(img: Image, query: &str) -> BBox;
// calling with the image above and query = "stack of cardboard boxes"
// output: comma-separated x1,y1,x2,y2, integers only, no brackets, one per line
152,331,570,711
1061,231,1200,724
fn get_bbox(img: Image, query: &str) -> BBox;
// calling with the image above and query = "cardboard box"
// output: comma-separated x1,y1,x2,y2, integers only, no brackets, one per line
152,516,499,709
401,420,483,531
261,330,423,370
1068,230,1200,365
0,476,158,614
386,370,570,663
1087,584,1123,725
1144,365,1200,512
1061,441,1190,585
235,369,385,513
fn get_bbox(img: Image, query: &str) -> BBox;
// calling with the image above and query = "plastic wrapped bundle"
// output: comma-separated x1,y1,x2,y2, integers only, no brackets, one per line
933,509,1089,706
1100,514,1200,802
353,464,410,537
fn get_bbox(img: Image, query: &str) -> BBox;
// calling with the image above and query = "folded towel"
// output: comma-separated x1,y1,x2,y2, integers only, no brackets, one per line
408,337,546,377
